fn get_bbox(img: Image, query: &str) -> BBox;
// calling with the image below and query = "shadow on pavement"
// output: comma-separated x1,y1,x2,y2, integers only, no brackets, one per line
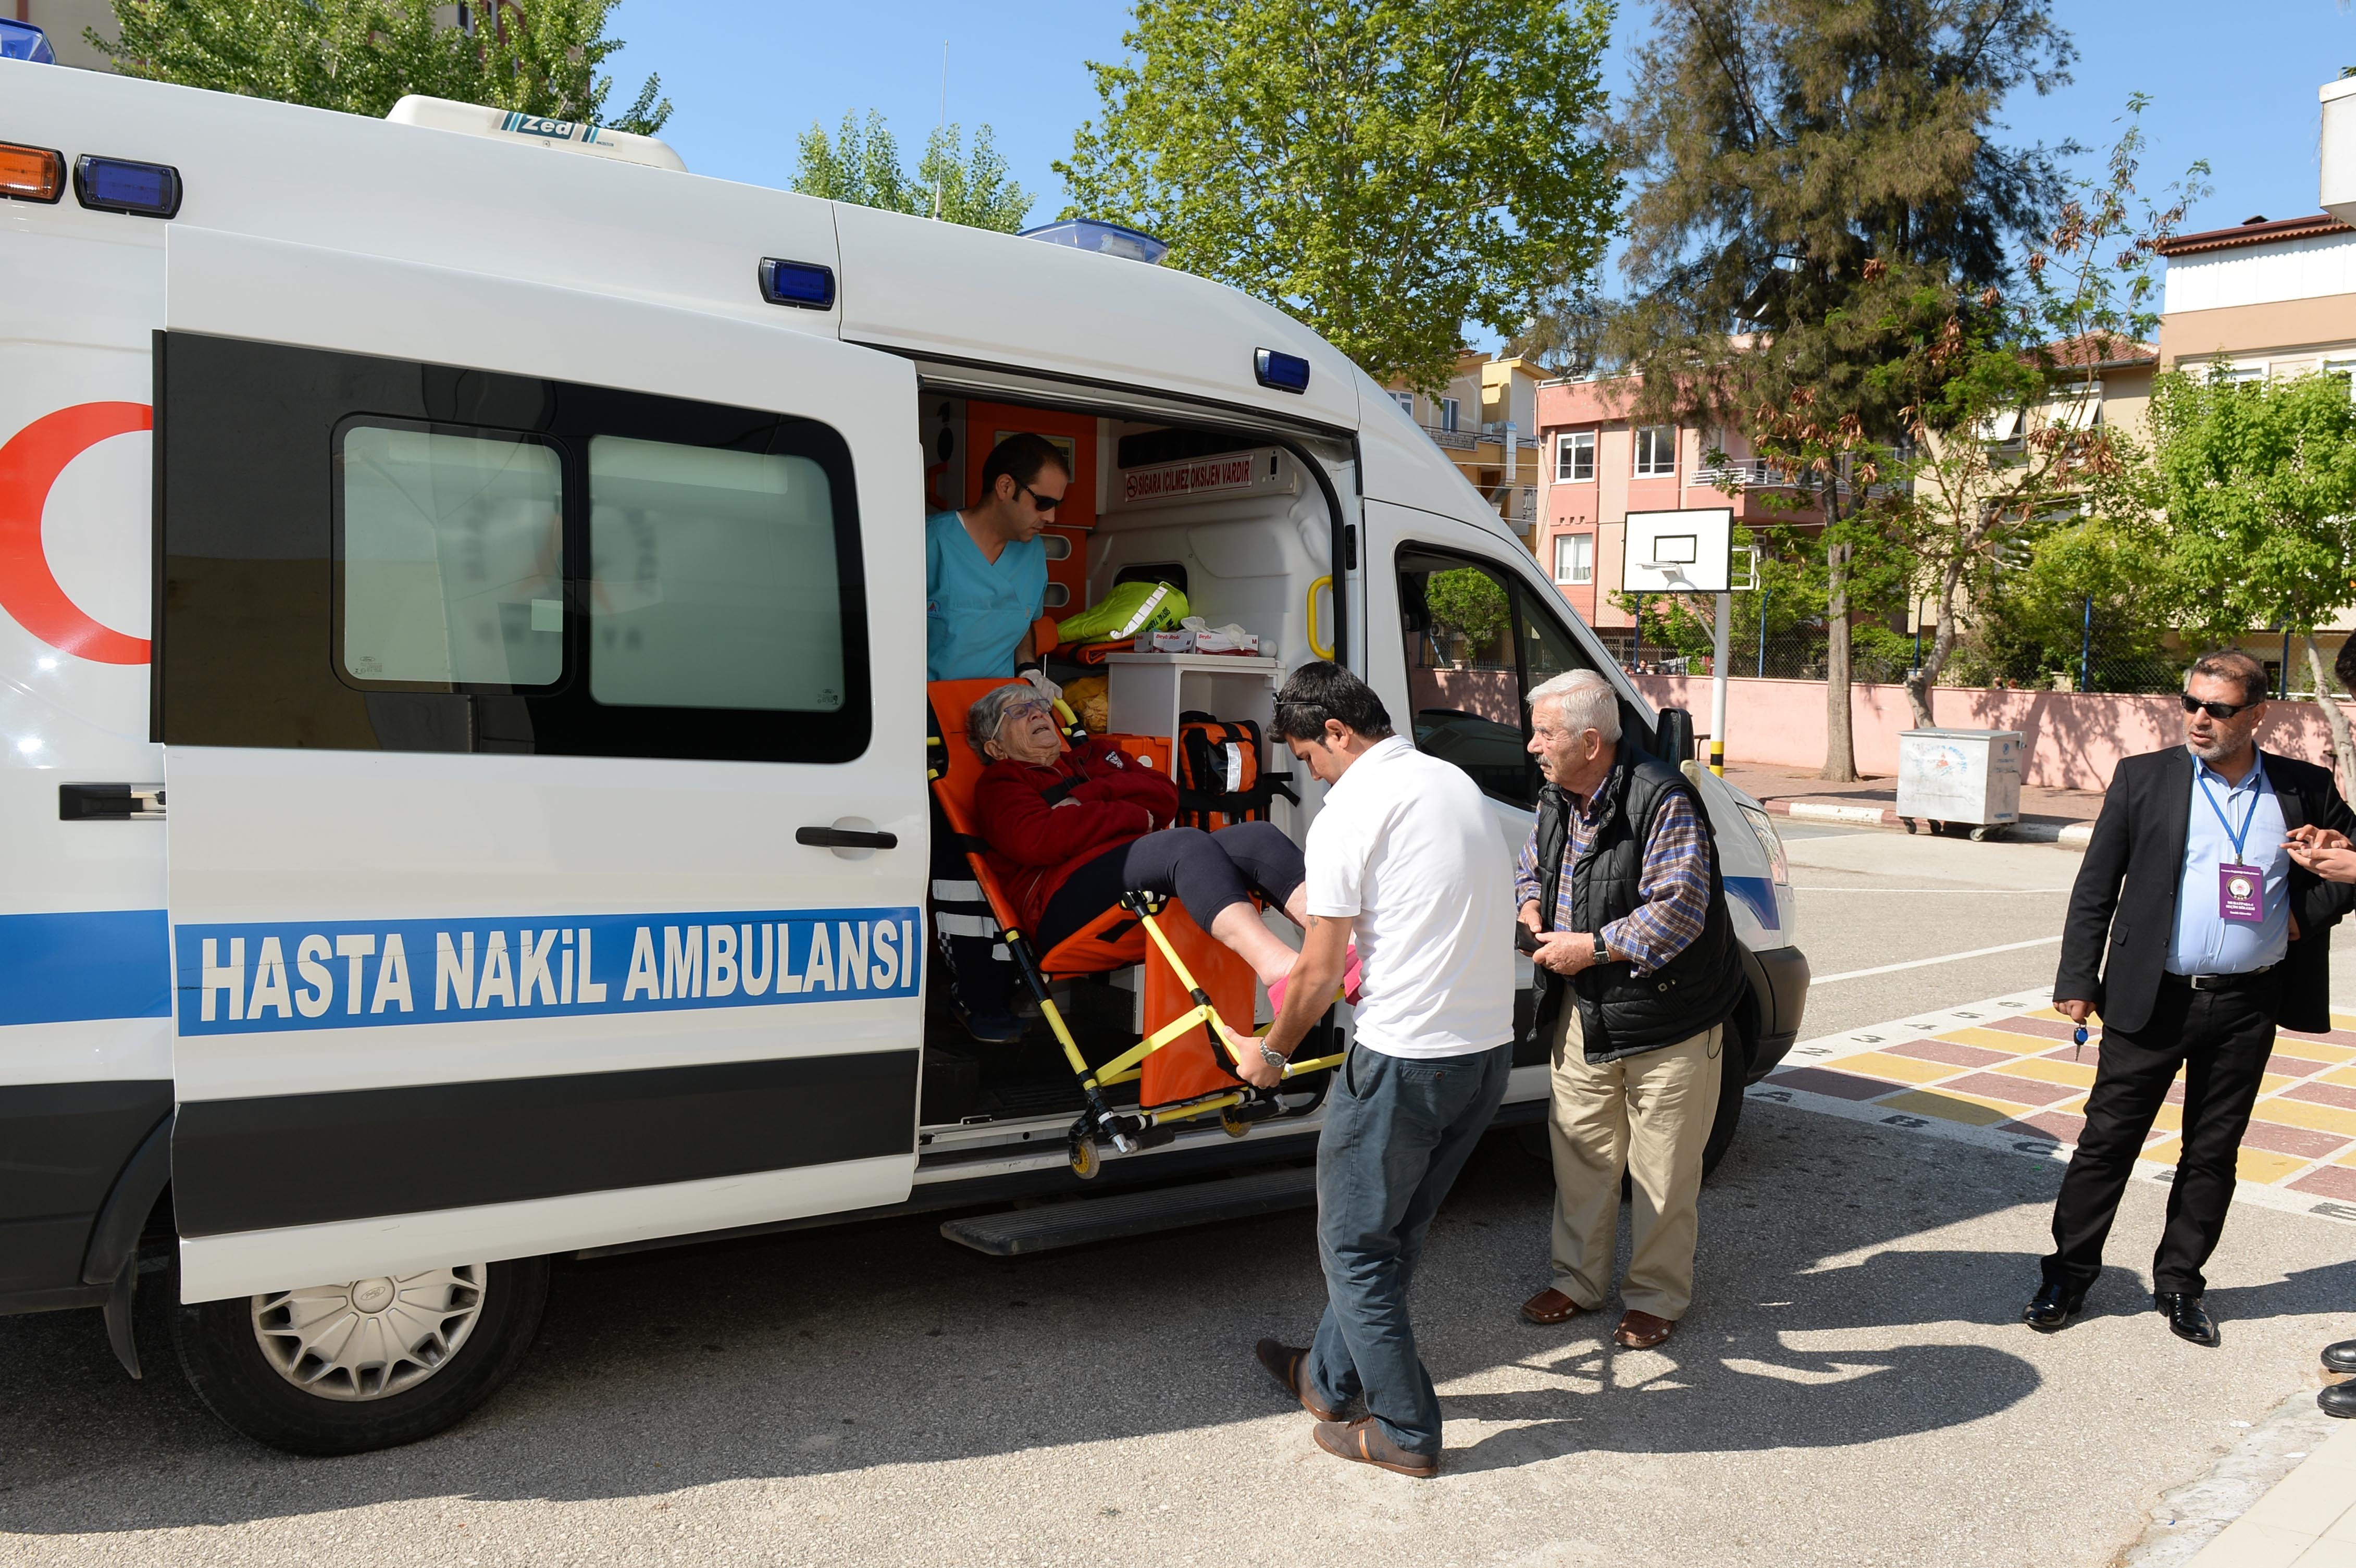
3,1101,2348,1533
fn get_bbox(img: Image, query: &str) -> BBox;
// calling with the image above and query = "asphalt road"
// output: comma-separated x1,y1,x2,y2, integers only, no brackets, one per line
4,826,2355,1567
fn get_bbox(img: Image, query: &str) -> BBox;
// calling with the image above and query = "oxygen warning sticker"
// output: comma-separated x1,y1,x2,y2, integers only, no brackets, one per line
173,906,921,1035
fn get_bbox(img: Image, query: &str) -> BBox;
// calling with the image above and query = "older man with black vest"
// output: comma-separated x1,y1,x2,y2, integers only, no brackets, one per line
1514,669,1747,1350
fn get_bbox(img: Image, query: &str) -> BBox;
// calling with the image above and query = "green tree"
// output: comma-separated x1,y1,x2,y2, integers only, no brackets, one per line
1424,567,1512,664
1057,0,1617,394
1884,99,2202,726
2147,364,2356,783
1605,0,2074,779
793,112,1033,232
95,0,669,132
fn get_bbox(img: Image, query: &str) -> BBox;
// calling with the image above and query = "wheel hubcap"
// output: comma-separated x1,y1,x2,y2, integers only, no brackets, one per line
251,1264,489,1402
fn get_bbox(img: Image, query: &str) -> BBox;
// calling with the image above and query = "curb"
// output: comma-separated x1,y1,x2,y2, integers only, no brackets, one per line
1759,796,2093,851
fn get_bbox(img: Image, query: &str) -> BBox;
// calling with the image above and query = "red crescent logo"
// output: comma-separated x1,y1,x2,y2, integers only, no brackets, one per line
0,402,154,666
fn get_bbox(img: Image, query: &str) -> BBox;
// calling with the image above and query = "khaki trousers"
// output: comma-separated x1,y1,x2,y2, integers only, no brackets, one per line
1547,1005,1722,1321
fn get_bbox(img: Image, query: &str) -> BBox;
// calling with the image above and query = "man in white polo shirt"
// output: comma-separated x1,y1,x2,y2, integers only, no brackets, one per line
1237,661,1515,1478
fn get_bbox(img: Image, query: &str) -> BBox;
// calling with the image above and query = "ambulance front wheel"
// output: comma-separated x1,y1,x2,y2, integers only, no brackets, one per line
171,1255,550,1457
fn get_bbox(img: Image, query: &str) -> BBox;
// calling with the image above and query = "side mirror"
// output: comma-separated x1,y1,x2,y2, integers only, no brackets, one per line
1653,706,1695,764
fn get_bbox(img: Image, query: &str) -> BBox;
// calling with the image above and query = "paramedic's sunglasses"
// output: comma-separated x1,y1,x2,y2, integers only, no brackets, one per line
2181,692,2262,721
1013,479,1064,513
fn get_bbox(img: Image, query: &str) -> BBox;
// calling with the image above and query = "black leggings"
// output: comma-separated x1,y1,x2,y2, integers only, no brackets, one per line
1035,822,1306,955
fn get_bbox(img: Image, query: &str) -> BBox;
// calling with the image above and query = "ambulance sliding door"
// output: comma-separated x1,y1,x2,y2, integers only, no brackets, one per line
157,229,924,1301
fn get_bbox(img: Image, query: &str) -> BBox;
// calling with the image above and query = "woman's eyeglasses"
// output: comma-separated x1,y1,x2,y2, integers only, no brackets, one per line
2181,693,2261,721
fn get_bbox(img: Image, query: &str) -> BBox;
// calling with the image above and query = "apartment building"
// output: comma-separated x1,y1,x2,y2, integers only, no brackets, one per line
1385,352,1547,542
1531,376,1832,647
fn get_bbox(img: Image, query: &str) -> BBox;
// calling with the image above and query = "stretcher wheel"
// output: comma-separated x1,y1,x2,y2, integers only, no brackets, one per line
1068,1138,1100,1180
1221,1110,1251,1138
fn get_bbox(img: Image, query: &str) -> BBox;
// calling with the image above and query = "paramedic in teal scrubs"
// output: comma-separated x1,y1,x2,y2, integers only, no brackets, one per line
926,432,1068,697
926,432,1069,1046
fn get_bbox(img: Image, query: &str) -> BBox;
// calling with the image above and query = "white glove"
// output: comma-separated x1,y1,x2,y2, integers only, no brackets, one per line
1019,665,1063,704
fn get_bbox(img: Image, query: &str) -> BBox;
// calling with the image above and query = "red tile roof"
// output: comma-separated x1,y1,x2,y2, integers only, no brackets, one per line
2156,214,2352,257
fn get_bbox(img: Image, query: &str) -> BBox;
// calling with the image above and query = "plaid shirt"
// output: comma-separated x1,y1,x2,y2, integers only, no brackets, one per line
1514,774,1712,976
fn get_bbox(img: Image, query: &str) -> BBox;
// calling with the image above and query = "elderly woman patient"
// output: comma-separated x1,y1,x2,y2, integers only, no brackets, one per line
966,683,1312,990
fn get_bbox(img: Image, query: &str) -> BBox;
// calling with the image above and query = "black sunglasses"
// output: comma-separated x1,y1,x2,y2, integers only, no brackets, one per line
1013,479,1064,514
2181,692,2262,721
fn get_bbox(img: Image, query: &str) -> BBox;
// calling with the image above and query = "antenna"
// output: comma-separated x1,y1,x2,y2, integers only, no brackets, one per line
933,41,948,221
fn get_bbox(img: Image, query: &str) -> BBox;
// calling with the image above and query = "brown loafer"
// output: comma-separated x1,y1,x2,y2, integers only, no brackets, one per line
1255,1338,1344,1421
1311,1417,1437,1478
1614,1309,1675,1349
1520,1287,1588,1325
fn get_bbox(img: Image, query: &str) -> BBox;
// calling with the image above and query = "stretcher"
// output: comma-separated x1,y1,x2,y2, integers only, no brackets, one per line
925,678,1344,1177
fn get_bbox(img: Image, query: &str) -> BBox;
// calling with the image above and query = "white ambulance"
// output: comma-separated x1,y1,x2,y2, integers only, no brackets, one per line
0,55,1808,1453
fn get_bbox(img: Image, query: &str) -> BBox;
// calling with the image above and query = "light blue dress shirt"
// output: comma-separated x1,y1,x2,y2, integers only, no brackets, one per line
924,510,1047,682
2167,748,2290,976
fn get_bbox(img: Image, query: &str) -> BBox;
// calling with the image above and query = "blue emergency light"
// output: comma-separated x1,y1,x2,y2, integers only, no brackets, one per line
1254,349,1312,395
74,155,181,218
0,19,55,63
758,257,835,310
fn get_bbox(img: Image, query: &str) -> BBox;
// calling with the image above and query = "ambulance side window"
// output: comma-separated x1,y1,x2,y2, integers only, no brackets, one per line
587,437,846,713
336,422,567,691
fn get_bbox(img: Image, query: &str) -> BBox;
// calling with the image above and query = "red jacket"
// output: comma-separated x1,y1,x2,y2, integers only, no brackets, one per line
973,737,1181,932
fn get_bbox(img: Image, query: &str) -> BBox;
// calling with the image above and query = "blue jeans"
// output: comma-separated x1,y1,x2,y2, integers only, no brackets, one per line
1307,1041,1511,1456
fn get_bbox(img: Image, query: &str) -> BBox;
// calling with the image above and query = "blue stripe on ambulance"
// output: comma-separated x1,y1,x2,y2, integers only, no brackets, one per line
173,906,923,1036
1723,876,1778,931
0,910,172,1026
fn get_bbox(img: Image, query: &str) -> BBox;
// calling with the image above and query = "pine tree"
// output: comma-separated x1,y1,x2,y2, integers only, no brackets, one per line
792,113,1032,233
1605,0,2073,780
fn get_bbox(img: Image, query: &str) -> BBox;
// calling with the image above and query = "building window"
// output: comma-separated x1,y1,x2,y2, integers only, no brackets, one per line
1390,390,1415,418
2209,363,2265,387
1634,425,1676,477
2326,359,2356,400
1553,532,1594,586
1557,430,1595,482
1440,397,1460,432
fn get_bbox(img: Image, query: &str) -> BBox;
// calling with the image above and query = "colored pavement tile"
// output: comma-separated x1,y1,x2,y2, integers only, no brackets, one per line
2139,1138,2309,1185
2287,1081,2356,1113
2237,1119,2354,1160
2266,1052,2338,1077
1884,1039,2018,1071
1939,1071,2078,1107
1874,1088,2017,1127
2254,1098,2356,1137
1767,1067,1898,1102
1992,1055,2101,1089
1986,1015,2079,1041
2291,1165,2356,1202
1999,1111,2087,1143
1828,1051,1962,1087
1936,1027,2056,1056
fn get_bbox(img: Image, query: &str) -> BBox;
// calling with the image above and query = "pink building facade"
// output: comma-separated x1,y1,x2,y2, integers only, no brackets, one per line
1532,378,1828,647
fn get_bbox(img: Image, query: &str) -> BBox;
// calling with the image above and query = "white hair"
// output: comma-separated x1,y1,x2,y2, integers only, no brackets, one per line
1528,668,1620,741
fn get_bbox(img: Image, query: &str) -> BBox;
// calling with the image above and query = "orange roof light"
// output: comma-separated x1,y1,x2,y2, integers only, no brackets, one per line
0,142,64,204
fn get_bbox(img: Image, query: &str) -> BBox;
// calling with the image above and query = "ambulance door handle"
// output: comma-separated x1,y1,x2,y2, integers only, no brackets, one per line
796,824,898,851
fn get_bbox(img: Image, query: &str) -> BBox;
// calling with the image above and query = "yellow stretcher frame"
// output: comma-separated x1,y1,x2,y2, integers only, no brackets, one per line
929,696,1345,1180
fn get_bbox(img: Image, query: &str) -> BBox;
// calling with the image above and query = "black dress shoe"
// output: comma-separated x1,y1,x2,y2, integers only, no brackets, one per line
2023,1281,2084,1332
2323,1339,2356,1375
2324,1382,2356,1418
2158,1291,2219,1347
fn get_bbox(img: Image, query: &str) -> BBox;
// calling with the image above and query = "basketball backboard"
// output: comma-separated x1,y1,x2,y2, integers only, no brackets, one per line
1622,507,1734,593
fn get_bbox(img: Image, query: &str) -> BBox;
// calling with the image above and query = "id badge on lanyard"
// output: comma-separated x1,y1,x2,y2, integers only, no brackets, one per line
2201,764,2267,927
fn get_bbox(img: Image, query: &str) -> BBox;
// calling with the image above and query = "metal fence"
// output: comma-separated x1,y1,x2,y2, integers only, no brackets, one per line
1607,627,2191,694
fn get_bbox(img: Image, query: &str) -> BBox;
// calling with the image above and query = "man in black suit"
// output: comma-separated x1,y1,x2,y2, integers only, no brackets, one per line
2028,650,2355,1346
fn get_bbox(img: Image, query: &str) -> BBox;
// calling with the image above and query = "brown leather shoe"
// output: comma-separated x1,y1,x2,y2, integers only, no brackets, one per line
1255,1338,1344,1421
1614,1309,1675,1349
1311,1417,1437,1478
1520,1287,1588,1325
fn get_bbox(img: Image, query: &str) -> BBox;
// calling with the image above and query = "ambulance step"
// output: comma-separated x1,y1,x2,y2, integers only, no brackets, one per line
939,1166,1317,1256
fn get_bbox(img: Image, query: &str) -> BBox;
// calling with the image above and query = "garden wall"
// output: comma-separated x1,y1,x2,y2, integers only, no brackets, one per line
1627,675,2355,793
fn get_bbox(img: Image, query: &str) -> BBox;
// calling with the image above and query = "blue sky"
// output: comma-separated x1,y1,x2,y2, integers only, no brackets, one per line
605,1,2356,272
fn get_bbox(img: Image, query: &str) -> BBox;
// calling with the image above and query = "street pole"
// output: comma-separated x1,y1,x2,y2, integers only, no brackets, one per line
2080,596,2093,693
2284,626,2294,698
1710,590,1731,776
1757,581,1769,677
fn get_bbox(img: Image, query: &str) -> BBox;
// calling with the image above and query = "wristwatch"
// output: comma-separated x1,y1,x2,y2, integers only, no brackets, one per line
1591,932,1609,966
1257,1041,1287,1072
